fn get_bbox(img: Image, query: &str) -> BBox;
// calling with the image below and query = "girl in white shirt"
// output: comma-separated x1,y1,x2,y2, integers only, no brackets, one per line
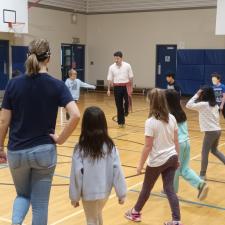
186,86,225,179
125,88,183,225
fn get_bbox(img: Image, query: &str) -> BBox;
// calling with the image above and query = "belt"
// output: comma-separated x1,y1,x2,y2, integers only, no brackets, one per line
113,82,128,87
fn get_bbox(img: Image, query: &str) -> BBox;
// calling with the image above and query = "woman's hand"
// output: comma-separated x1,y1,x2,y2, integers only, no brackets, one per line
49,133,63,145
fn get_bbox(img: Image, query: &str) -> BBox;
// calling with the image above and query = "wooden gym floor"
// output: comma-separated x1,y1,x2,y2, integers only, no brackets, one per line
0,92,225,225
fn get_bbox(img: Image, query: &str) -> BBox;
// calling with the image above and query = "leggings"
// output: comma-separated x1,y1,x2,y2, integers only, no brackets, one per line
134,155,180,221
200,130,225,176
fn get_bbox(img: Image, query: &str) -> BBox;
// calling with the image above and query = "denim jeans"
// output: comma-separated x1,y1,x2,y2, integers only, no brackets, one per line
7,144,57,225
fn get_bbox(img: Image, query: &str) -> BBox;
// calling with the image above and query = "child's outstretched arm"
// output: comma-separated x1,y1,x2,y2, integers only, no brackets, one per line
113,148,127,204
69,150,83,207
79,80,96,89
137,136,153,174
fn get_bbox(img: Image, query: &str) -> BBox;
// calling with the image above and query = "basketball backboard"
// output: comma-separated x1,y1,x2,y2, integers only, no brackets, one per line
216,0,225,35
0,0,28,34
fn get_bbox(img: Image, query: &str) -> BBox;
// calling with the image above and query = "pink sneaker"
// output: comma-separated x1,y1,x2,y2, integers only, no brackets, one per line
125,209,141,222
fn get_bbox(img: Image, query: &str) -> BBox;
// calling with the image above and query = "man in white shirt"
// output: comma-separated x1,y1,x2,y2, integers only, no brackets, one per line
107,51,134,127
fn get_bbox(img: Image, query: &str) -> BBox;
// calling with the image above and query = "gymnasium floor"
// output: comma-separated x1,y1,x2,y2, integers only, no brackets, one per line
0,92,225,225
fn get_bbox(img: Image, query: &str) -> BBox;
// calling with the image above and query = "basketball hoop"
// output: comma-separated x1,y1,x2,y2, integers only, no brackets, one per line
7,22,26,34
8,22,13,29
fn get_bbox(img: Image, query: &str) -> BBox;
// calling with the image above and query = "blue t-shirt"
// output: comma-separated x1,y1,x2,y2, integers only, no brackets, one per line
213,83,225,106
2,73,73,151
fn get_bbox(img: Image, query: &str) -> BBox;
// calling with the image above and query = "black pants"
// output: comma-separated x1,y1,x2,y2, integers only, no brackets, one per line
114,86,128,125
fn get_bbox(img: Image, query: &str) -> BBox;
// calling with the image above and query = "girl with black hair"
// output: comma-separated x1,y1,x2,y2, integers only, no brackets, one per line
165,90,208,200
69,106,126,225
186,86,225,180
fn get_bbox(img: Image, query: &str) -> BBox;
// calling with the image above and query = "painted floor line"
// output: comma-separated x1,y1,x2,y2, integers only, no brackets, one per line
0,216,27,225
130,189,225,211
49,181,143,225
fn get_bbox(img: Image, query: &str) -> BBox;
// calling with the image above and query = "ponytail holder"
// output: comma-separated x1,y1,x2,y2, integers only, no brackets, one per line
27,49,51,61
36,50,51,61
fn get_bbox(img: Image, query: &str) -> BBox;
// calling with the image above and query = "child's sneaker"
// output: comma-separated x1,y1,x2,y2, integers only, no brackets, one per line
198,182,209,201
164,222,183,225
125,209,141,222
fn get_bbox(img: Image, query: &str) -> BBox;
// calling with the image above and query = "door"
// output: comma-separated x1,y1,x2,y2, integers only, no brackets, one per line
72,44,85,81
155,45,177,89
12,46,28,75
61,44,85,82
0,40,9,90
61,44,72,81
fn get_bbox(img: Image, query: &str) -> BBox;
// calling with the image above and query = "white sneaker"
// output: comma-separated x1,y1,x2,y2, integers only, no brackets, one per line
198,183,209,201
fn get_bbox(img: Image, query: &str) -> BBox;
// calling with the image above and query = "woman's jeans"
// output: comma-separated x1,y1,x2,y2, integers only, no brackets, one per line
7,144,57,225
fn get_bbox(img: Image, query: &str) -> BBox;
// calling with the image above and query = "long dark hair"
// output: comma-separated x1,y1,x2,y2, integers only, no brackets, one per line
77,106,114,159
199,85,217,107
165,89,187,123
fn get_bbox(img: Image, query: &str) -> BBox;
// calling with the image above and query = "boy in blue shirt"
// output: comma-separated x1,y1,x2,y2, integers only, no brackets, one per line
211,73,225,110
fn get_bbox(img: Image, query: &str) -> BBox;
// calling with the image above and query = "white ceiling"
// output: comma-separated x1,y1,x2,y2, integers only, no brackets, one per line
28,0,217,14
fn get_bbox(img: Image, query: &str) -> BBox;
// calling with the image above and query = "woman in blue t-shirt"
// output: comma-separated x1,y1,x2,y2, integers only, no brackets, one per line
0,39,80,225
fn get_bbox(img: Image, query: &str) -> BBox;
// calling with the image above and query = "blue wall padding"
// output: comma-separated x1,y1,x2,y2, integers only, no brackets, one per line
177,49,225,95
205,50,225,65
176,65,204,81
177,50,205,65
204,65,225,83
178,80,204,95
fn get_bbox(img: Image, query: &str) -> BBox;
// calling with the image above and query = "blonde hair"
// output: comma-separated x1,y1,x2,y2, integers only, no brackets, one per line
25,39,50,75
68,69,77,77
148,88,169,123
